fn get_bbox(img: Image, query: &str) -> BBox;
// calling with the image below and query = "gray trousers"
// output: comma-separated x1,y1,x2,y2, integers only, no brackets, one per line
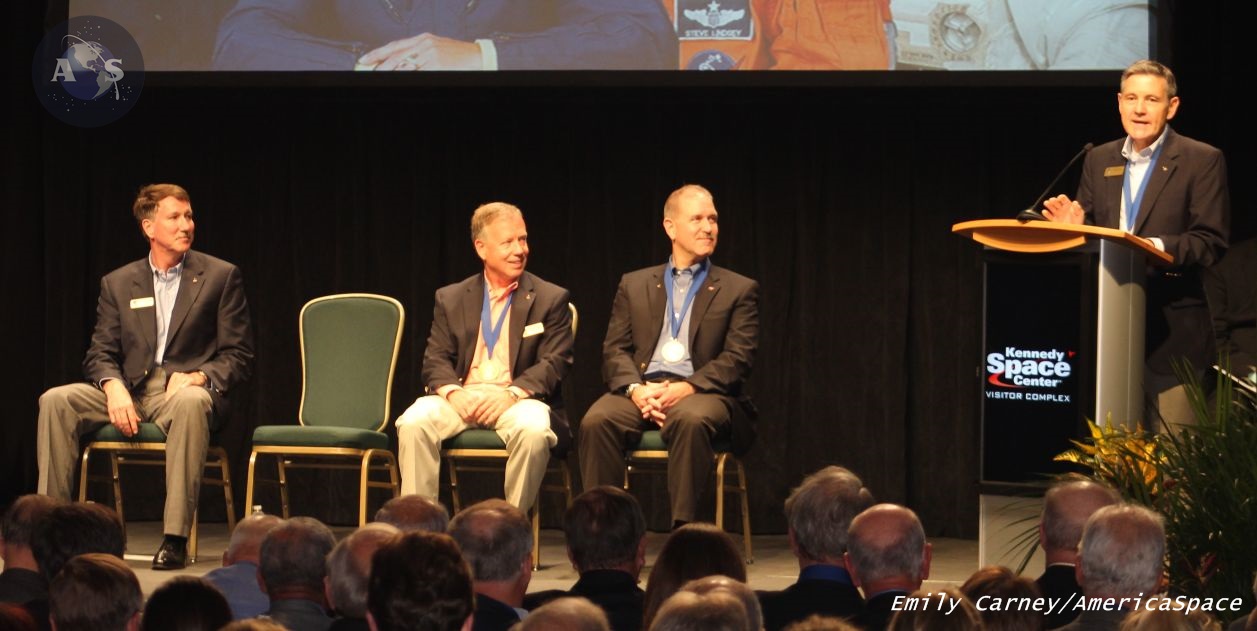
37,369,212,537
578,392,733,523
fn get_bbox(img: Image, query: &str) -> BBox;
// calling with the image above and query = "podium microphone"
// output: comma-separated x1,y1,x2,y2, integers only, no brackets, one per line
1016,143,1094,222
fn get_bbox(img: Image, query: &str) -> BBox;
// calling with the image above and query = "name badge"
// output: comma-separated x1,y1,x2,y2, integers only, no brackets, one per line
1104,166,1126,177
130,297,155,310
522,322,545,338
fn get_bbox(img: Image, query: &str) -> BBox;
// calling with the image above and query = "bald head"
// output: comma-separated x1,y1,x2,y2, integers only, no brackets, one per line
224,513,284,565
845,504,930,589
1041,481,1121,559
663,184,713,219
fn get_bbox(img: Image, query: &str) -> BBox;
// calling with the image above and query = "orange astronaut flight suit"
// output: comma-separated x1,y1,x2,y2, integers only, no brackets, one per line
662,0,892,70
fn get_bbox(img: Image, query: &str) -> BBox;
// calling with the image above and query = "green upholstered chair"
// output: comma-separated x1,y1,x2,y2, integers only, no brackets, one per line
244,294,402,525
439,303,578,569
624,430,753,563
78,423,235,563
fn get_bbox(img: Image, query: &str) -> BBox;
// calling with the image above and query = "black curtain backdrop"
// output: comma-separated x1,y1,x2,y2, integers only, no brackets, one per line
4,2,1248,537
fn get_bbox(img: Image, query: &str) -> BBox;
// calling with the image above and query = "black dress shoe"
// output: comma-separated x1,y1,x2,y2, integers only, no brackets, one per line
152,539,188,570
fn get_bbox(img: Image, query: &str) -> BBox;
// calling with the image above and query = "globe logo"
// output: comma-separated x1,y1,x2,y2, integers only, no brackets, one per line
31,16,145,128
56,35,125,101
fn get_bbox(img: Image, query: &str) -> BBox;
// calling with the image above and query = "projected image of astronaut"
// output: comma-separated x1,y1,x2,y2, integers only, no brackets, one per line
662,0,896,70
212,0,678,71
892,0,1151,70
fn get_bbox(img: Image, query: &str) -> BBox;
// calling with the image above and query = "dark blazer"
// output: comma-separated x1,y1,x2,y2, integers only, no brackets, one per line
601,263,759,452
1037,564,1082,629
758,578,864,631
215,0,678,70
1077,128,1230,372
421,272,574,443
524,569,645,631
82,250,254,417
857,590,908,631
472,593,521,631
1056,608,1128,631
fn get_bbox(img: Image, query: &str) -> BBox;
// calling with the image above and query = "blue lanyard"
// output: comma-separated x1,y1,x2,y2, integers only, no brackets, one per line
663,262,709,340
481,283,514,358
1123,141,1164,231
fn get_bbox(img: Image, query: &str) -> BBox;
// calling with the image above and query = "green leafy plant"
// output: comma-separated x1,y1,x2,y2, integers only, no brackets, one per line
1055,361,1257,622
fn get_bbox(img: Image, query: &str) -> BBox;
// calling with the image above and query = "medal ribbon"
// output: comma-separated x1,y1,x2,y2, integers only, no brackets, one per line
663,261,709,342
1123,141,1164,232
481,282,514,360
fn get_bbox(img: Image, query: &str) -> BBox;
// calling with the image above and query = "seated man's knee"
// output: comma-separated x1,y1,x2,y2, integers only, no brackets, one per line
396,396,444,428
168,386,213,415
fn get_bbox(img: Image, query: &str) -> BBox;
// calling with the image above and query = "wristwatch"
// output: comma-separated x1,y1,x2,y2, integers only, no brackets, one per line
625,383,644,397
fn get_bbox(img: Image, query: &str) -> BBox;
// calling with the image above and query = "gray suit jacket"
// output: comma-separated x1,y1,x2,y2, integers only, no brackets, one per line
421,271,575,443
81,250,254,417
1077,128,1230,372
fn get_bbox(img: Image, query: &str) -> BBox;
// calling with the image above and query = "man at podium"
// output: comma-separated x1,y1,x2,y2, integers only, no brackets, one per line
1042,59,1230,429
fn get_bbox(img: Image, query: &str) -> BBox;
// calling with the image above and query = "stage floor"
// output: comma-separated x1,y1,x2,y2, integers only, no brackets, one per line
99,521,981,597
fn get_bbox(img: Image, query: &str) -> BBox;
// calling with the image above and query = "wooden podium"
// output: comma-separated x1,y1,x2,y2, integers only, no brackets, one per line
953,219,1173,566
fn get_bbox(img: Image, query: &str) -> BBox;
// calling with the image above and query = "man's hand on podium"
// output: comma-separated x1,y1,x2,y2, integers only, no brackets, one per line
1042,194,1085,224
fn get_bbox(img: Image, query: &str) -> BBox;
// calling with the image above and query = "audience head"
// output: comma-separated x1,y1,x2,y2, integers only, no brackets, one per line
886,588,983,631
959,566,1044,631
785,466,874,565
1,495,61,567
515,597,612,631
0,603,37,631
374,495,450,533
1077,504,1165,599
48,553,142,631
325,522,401,618
31,502,125,581
642,523,747,629
367,531,474,631
563,486,647,575
845,504,930,591
447,499,533,585
679,575,762,631
219,620,290,631
649,586,750,631
781,615,861,631
140,576,233,631
1118,599,1221,631
1040,480,1121,561
258,516,336,596
222,512,283,566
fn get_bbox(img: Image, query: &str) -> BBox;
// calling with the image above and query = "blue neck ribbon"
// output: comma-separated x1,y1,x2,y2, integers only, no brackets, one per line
481,283,514,359
663,260,709,341
1123,141,1164,231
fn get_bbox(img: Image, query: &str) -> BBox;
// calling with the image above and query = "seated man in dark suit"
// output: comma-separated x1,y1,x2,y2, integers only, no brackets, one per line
394,201,574,514
214,0,677,70
579,184,759,529
844,504,932,631
758,466,874,630
1036,480,1121,629
524,486,647,631
37,183,254,570
449,500,534,631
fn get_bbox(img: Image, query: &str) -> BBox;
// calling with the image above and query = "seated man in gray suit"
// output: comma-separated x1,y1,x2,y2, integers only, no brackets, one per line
37,183,254,570
579,184,759,528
